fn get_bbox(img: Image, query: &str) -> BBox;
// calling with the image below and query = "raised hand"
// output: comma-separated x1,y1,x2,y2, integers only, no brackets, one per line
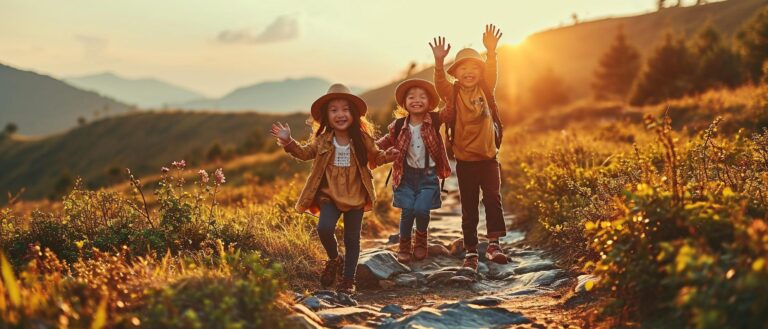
270,122,292,144
384,147,401,162
429,36,451,63
483,24,502,52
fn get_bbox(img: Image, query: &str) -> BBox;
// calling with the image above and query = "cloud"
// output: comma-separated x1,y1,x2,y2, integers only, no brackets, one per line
217,14,301,44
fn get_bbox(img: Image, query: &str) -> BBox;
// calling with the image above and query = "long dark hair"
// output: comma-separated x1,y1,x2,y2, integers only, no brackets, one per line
314,101,374,166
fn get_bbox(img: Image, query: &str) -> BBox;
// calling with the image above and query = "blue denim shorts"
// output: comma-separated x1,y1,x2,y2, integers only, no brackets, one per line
393,165,442,210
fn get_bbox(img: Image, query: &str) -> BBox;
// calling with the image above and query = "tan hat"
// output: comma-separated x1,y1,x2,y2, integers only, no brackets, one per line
310,83,368,121
447,48,485,77
394,79,440,109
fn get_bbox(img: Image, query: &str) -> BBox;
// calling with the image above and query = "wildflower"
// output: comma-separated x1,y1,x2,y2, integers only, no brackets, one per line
198,169,210,184
214,168,226,185
172,160,187,169
161,167,170,173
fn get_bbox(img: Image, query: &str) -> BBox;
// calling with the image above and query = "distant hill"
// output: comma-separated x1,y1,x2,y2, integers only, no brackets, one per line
175,77,365,112
0,63,132,135
0,111,311,202
65,72,205,108
361,0,768,118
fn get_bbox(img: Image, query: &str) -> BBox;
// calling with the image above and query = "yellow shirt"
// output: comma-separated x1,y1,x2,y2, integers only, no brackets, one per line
434,50,499,161
316,140,367,211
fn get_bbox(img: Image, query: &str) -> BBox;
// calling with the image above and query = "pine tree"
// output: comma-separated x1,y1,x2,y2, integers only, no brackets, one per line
630,33,696,105
592,26,641,101
736,7,768,83
689,25,743,92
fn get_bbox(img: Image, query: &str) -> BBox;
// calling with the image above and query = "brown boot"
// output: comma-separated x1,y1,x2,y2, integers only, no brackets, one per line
320,255,343,288
336,277,356,295
462,252,479,271
486,242,508,264
397,237,413,263
413,230,429,261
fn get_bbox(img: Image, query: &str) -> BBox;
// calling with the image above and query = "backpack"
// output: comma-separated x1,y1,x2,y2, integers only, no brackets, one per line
384,112,445,192
444,81,503,159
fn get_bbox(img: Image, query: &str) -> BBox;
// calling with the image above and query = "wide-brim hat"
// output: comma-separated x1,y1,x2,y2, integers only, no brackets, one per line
447,48,485,77
394,79,440,109
310,83,368,121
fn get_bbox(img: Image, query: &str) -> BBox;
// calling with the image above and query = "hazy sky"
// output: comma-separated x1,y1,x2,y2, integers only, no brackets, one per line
2,0,658,97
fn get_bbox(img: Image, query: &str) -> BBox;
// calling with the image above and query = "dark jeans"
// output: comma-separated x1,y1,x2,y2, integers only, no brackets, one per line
394,165,441,239
316,202,363,279
456,158,506,251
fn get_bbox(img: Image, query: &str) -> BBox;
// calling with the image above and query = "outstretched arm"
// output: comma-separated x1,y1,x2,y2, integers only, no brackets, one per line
482,24,502,90
430,36,453,100
270,122,317,161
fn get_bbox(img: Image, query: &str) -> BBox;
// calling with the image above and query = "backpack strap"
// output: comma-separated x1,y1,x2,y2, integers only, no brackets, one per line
385,117,407,187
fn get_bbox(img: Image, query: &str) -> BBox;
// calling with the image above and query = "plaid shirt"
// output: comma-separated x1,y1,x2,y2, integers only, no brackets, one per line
376,113,451,188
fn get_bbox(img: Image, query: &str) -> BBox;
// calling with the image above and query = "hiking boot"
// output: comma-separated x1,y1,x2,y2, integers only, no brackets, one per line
320,255,343,288
486,243,508,264
413,230,429,261
397,236,413,263
336,277,356,295
462,252,479,271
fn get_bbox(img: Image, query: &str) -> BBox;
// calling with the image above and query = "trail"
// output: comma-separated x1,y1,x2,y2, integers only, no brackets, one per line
288,174,597,329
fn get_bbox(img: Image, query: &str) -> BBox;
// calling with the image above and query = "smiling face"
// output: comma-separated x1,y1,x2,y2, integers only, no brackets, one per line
455,61,483,88
325,98,354,132
404,87,430,115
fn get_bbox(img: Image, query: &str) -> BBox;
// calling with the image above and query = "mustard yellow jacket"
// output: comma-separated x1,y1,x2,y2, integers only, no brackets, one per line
284,131,387,215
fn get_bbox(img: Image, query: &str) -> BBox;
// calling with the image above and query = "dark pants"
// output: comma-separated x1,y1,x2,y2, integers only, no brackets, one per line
316,202,363,279
456,158,506,251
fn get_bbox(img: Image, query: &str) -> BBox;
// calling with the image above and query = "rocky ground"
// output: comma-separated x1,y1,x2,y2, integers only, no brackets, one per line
286,176,600,329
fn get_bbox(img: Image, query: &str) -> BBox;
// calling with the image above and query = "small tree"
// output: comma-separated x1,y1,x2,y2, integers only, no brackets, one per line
689,25,743,92
592,26,641,101
736,7,768,83
630,33,696,106
528,67,570,111
4,123,18,135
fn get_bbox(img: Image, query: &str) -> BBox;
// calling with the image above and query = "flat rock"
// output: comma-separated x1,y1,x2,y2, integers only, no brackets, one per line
285,314,324,329
301,296,334,311
466,296,506,306
357,249,411,280
447,275,475,286
380,304,405,316
505,288,546,297
379,302,529,329
513,260,556,275
393,273,420,288
291,303,324,324
516,269,564,288
316,307,385,328
426,270,456,285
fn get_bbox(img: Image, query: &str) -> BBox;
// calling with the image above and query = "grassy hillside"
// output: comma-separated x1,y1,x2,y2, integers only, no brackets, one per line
0,63,132,135
361,0,768,122
0,110,311,202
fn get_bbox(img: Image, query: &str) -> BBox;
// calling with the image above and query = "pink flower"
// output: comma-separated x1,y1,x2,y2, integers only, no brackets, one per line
198,170,210,184
161,167,170,173
172,160,186,169
214,168,226,185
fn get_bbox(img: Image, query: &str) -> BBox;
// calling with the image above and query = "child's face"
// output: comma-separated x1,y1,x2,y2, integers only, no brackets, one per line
326,99,354,132
455,62,482,88
404,87,430,115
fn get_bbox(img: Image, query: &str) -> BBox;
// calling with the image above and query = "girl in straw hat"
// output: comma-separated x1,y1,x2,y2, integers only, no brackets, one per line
271,83,400,294
376,79,451,263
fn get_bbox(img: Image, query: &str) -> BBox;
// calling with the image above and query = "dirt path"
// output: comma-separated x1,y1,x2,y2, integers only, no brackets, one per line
288,175,596,329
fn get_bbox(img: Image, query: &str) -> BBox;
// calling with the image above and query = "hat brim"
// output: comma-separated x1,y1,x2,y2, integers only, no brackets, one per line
395,79,440,109
310,93,368,121
447,57,486,77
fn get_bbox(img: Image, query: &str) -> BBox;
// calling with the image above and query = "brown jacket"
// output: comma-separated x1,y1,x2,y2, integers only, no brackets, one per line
284,131,388,215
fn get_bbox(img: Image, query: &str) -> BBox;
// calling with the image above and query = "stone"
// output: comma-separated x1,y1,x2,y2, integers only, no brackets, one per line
380,304,405,316
387,233,400,244
455,267,479,279
516,269,563,288
449,238,464,256
505,288,545,297
301,296,333,311
447,275,475,286
379,302,529,329
336,292,358,307
466,296,506,306
477,262,490,275
393,273,420,288
575,274,599,293
426,270,456,286
513,260,556,275
285,314,324,329
291,303,324,325
427,244,450,256
316,307,386,328
356,249,411,280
